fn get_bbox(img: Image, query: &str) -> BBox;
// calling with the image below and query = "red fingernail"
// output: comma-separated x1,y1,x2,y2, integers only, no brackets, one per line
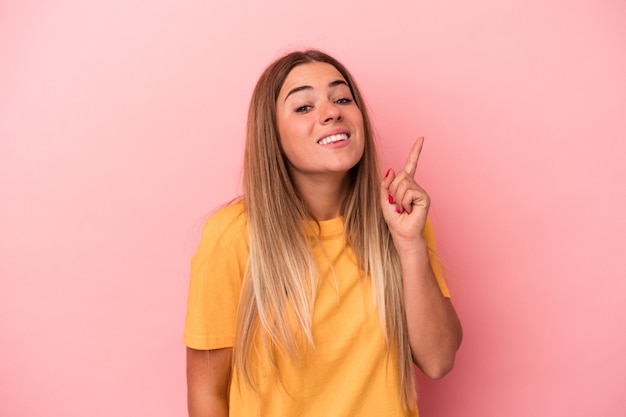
388,194,394,204
385,168,391,178
396,205,402,213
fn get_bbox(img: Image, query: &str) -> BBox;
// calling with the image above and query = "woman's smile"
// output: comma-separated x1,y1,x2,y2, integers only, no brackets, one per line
317,131,350,145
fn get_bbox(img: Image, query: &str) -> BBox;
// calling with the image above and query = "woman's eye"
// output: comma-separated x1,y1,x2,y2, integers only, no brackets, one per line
335,98,353,105
295,105,312,113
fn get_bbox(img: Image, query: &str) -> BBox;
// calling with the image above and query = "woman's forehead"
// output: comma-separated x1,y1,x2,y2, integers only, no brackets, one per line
279,62,347,98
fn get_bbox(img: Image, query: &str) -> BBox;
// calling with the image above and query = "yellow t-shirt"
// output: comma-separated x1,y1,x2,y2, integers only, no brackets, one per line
184,202,450,417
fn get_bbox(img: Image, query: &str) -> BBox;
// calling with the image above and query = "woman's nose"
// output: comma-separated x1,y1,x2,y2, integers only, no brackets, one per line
320,101,341,123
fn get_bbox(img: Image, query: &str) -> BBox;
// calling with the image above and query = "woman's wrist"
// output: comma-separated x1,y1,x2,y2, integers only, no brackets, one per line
393,235,429,258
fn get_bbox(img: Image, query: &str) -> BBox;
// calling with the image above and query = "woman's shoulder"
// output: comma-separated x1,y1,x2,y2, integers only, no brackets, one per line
201,200,247,242
209,200,246,222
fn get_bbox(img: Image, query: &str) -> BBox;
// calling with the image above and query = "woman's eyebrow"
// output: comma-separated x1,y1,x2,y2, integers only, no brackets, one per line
329,79,348,89
284,85,312,102
284,79,349,102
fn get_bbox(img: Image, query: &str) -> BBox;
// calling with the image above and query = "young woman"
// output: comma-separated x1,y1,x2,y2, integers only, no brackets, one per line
184,49,462,417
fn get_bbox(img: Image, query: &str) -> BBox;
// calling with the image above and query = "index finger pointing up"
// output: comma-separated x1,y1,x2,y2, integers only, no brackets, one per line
403,137,425,177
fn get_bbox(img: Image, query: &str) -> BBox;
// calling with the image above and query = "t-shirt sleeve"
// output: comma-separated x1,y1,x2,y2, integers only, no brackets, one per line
184,209,247,350
422,217,451,298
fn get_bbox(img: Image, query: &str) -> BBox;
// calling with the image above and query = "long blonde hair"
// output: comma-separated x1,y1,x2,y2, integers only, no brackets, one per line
235,49,416,408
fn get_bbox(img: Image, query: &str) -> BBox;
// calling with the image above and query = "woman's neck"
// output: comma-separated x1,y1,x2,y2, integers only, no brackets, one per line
291,172,349,221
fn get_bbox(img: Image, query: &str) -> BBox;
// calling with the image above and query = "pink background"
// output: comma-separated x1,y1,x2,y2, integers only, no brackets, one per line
2,0,625,416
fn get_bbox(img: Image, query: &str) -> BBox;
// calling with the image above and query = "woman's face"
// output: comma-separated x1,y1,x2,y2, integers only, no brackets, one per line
275,62,365,186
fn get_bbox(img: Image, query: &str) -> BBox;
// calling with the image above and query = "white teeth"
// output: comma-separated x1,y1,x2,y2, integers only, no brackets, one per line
318,133,348,145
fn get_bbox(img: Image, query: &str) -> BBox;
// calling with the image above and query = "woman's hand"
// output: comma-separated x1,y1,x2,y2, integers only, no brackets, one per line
380,137,430,246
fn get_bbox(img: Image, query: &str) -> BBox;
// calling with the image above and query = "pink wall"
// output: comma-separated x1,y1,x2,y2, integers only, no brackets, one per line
1,0,625,415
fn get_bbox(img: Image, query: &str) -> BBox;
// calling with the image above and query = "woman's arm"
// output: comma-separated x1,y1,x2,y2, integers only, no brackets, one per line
381,138,462,378
396,241,462,378
186,347,232,417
